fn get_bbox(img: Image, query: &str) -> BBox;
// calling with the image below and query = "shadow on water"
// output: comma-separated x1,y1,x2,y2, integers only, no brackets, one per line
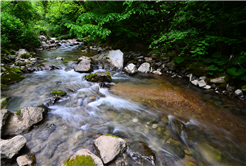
2,44,246,166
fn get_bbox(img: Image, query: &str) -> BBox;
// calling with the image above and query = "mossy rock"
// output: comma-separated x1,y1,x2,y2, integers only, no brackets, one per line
17,62,26,66
1,65,25,84
51,90,66,97
1,100,8,109
21,53,30,59
241,85,246,90
29,52,35,56
85,72,112,82
11,67,22,73
64,155,96,166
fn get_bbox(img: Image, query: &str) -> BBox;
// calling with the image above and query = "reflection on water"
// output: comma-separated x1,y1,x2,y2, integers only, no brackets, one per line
2,44,246,166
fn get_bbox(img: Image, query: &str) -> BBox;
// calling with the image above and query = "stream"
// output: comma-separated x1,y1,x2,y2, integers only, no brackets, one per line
2,43,246,166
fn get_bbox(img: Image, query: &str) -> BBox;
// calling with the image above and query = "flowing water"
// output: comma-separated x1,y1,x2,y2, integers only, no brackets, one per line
2,43,246,166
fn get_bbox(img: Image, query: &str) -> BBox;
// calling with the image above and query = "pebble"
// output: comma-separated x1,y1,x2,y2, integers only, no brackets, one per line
132,118,138,123
152,124,158,129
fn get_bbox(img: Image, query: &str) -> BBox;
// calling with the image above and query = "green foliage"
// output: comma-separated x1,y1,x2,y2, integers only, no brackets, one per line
51,90,66,96
64,155,95,166
16,110,21,115
1,100,8,109
227,68,245,76
12,67,22,73
21,54,30,59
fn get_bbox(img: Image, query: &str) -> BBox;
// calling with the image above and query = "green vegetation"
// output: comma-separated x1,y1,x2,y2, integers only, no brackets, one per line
1,100,8,109
106,71,112,82
12,67,22,73
21,54,30,59
105,134,120,138
1,65,25,84
85,73,97,80
64,155,95,166
17,63,26,66
51,90,66,96
16,110,21,115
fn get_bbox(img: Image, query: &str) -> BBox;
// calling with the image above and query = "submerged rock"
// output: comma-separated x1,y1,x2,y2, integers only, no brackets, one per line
197,143,222,164
0,135,27,159
2,107,45,136
74,56,93,73
63,149,103,166
127,141,156,166
138,62,150,73
17,154,36,166
93,135,126,164
124,63,137,74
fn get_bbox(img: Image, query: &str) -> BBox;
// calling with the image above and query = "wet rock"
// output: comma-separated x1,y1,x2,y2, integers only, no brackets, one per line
124,63,137,75
93,135,126,164
203,85,211,89
2,107,45,136
38,63,58,71
93,50,124,70
0,135,27,159
235,89,244,99
198,79,206,87
63,149,103,166
210,76,226,84
127,141,156,166
38,35,47,42
138,62,150,73
17,154,36,166
0,109,11,133
168,116,186,143
153,70,162,76
163,143,185,159
43,97,58,108
85,72,112,82
197,143,221,164
56,57,63,60
191,80,198,86
74,56,92,73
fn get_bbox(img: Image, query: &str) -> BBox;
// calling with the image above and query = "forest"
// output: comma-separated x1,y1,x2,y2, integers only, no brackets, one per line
1,1,246,87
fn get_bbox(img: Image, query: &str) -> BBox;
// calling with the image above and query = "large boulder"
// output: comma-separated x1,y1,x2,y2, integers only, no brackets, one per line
0,109,11,133
124,63,137,75
138,62,150,73
93,135,126,164
63,149,103,166
92,50,124,70
74,56,93,73
16,49,30,59
0,135,27,159
2,107,45,136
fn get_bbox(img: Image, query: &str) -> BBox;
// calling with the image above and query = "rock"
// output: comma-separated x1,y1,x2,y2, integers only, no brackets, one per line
74,56,92,73
132,118,138,123
187,73,193,82
191,80,198,86
0,109,11,133
85,72,112,82
235,89,243,96
93,135,126,164
203,85,211,89
93,50,124,70
166,61,175,71
64,149,103,166
210,76,226,84
138,62,150,73
16,49,30,59
152,124,158,129
197,143,221,164
163,143,185,159
199,76,206,80
198,79,206,87
241,85,246,91
56,57,63,60
153,70,162,76
2,107,45,136
38,35,46,42
144,57,152,62
124,63,137,74
38,63,58,71
17,154,36,166
0,135,27,159
127,141,156,165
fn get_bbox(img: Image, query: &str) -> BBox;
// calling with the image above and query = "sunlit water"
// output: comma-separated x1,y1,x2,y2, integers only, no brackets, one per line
2,43,246,166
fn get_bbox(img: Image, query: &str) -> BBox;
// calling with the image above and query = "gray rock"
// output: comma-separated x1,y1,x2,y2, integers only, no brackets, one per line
2,107,45,136
93,135,126,164
0,135,27,159
167,61,175,71
74,56,92,73
0,109,11,133
153,70,162,76
187,73,193,82
85,72,112,82
199,76,206,80
210,76,226,84
62,149,103,166
93,50,124,70
16,49,30,59
38,35,46,42
144,57,152,62
17,154,36,166
191,80,198,86
203,85,211,89
198,80,206,87
56,57,64,60
124,63,137,74
138,62,150,73
235,89,243,96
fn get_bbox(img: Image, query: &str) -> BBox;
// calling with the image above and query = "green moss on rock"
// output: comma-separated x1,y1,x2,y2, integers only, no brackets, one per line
64,155,96,166
1,100,8,109
51,90,66,96
18,62,26,66
241,85,246,89
12,67,22,73
105,134,120,138
21,53,30,59
85,73,97,80
1,65,25,84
